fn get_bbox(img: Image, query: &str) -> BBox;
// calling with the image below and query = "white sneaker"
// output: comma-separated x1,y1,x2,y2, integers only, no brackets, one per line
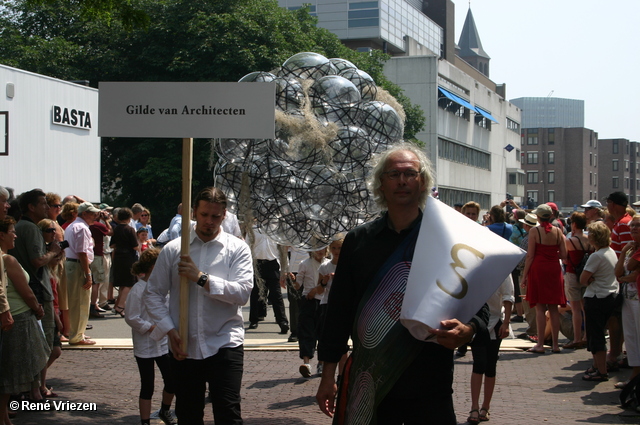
299,363,311,378
316,363,323,375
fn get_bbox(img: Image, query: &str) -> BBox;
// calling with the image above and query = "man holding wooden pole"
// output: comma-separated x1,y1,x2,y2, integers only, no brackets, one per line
145,187,253,425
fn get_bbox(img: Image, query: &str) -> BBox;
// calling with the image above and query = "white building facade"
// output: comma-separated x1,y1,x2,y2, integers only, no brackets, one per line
0,64,101,200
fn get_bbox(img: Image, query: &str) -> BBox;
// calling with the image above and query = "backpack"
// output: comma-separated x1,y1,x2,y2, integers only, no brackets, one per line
620,373,640,412
568,237,590,279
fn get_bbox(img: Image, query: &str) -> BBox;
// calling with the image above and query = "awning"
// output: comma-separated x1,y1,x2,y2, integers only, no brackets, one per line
438,86,499,124
438,87,476,111
474,106,499,124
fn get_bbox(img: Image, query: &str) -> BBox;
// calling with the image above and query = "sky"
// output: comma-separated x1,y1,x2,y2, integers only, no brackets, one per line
450,0,640,141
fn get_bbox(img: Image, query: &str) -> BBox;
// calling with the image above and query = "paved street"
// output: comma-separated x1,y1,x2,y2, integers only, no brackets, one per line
11,302,640,425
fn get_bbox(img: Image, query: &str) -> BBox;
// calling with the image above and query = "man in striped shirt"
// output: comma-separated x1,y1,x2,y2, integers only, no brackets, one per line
605,191,631,371
607,191,633,257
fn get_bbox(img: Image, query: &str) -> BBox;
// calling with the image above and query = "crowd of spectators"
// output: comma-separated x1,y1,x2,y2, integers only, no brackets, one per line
1,180,638,424
453,191,640,422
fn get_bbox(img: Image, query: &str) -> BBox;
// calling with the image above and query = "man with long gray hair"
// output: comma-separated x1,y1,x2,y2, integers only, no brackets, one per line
316,143,489,424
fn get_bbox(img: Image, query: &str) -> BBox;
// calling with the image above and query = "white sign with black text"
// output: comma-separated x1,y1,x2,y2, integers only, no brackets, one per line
98,82,275,138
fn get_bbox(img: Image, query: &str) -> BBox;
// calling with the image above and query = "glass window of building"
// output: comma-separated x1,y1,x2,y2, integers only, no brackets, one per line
613,159,619,171
527,171,538,184
548,171,555,184
613,176,619,188
527,152,538,164
547,191,555,202
548,152,554,164
613,140,619,154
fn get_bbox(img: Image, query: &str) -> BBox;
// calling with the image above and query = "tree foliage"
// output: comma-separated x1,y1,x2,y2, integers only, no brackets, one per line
0,0,425,228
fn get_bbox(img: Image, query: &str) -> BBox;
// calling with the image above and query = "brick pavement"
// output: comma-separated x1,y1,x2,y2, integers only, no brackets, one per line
10,347,639,425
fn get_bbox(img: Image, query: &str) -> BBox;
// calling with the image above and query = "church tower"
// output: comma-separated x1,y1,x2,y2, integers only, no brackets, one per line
457,7,490,77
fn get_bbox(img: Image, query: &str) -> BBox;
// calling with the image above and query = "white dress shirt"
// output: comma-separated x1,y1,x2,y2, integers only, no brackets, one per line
297,256,326,299
167,214,182,241
64,217,94,262
318,261,337,305
252,227,279,261
145,225,253,359
221,212,242,238
486,275,515,340
125,279,169,358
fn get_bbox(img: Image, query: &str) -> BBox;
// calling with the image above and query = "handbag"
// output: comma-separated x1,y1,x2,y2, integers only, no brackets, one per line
568,237,590,279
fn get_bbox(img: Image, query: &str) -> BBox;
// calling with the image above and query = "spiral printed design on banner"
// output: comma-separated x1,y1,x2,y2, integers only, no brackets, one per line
357,262,410,349
346,371,375,425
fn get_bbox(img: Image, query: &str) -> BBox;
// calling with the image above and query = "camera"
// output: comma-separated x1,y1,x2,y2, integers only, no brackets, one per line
59,240,70,250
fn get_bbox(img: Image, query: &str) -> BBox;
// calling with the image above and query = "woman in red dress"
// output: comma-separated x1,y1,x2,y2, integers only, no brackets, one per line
521,204,567,354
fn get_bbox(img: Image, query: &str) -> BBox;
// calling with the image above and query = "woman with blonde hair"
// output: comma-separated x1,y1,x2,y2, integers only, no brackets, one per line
0,217,50,424
581,221,619,381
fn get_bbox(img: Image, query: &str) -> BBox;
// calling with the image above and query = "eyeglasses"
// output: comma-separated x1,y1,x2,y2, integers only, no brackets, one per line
584,207,593,211
50,204,62,208
140,214,149,217
43,228,56,233
382,169,420,180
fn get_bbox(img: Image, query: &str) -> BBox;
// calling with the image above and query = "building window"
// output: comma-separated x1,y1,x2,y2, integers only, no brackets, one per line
475,115,491,130
528,128,538,134
288,5,317,15
527,152,538,164
438,187,490,209
547,191,555,202
507,118,520,134
527,191,538,203
613,176,619,188
527,136,538,145
594,154,597,167
594,173,597,186
590,172,593,185
626,177,630,189
348,1,379,27
438,138,491,170
626,160,629,171
613,159,619,171
613,140,619,154
527,171,539,184
548,129,555,145
547,151,554,164
520,151,525,165
590,153,593,166
548,171,555,184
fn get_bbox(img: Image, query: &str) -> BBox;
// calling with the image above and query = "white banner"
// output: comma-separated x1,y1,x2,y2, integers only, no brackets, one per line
98,82,275,138
400,197,525,340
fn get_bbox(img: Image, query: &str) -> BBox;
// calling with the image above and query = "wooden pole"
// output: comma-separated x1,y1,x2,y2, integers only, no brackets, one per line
179,137,193,356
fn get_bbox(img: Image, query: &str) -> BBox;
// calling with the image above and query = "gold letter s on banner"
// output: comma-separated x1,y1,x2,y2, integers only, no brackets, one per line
436,244,485,299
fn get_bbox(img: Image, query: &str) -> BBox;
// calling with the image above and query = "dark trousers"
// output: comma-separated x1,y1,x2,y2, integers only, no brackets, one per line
585,294,617,353
470,321,502,378
249,259,288,326
135,353,176,400
287,275,301,336
376,393,456,425
298,297,319,359
511,269,522,305
170,346,244,425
